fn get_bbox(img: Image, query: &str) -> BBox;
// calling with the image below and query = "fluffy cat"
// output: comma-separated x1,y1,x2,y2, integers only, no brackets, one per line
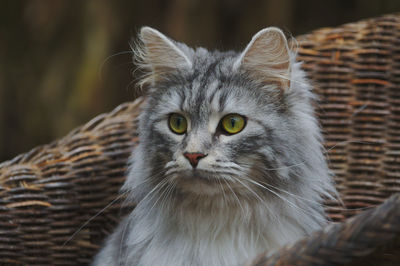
92,26,336,266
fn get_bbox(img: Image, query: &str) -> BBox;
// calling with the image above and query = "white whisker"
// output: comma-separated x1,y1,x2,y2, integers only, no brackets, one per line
142,178,171,215
63,192,127,246
245,178,326,222
221,177,246,215
63,167,168,246
324,139,383,154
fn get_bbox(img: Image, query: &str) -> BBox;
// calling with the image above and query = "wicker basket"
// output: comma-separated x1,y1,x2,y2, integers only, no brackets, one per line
1,14,400,266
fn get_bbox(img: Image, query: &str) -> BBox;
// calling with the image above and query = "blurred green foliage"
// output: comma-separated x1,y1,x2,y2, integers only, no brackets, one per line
1,0,400,161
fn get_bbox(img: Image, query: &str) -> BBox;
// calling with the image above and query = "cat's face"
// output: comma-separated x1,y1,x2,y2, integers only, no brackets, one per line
143,67,282,195
129,27,328,200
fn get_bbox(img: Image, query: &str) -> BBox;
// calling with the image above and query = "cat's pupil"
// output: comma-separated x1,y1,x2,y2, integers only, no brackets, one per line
176,118,181,127
230,118,235,128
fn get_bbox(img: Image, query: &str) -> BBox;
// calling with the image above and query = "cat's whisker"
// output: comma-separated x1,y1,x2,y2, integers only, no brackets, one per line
213,170,240,177
119,217,131,266
221,177,246,215
229,175,280,224
63,192,128,246
217,177,228,207
238,163,344,210
244,178,327,222
208,163,245,175
212,162,243,171
164,164,186,175
211,167,243,176
154,183,173,216
260,181,376,212
159,173,176,211
63,168,168,246
260,181,339,208
238,161,307,172
140,172,171,198
122,168,169,204
209,165,236,208
164,182,176,209
123,168,173,209
230,176,262,202
230,176,269,208
324,139,383,154
234,163,327,220
143,178,172,215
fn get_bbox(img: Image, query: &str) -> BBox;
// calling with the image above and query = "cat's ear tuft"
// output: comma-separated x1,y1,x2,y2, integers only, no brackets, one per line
234,27,291,89
133,27,192,87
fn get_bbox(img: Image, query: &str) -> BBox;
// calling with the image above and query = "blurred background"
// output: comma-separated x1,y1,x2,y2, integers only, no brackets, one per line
1,0,400,162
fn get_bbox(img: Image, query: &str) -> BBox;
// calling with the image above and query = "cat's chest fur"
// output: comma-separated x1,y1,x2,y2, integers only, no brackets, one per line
114,199,306,266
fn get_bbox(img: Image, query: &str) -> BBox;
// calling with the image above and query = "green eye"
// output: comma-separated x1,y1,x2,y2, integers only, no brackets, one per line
169,113,187,134
221,114,246,134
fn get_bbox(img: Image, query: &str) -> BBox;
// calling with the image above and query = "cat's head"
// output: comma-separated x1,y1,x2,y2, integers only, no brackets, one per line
125,27,332,202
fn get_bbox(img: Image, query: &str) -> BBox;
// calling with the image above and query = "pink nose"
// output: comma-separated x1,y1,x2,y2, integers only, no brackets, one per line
183,152,207,168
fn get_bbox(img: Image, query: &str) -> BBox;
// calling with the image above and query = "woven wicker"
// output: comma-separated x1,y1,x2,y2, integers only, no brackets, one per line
1,14,400,265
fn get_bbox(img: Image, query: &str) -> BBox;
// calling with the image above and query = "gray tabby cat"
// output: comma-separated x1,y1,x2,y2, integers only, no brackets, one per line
92,26,336,266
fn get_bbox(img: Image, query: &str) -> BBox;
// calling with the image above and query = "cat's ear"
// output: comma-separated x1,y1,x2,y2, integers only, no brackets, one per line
234,27,291,89
135,27,192,85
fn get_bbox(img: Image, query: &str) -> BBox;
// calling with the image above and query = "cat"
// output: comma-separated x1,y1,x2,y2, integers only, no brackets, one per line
92,26,336,266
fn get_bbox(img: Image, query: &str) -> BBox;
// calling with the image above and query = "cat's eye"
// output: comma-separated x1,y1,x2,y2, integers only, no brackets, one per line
220,114,246,134
169,113,187,134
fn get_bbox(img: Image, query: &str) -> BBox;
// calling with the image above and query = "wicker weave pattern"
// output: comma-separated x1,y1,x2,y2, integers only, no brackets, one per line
297,14,400,221
0,98,143,265
1,14,400,266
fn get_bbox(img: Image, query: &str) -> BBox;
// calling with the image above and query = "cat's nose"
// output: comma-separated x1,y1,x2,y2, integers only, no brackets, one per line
183,152,207,168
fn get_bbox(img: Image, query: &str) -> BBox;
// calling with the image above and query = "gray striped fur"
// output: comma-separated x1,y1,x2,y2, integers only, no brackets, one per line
92,27,336,266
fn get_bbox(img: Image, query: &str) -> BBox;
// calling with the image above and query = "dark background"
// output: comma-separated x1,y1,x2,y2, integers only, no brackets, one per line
1,0,400,162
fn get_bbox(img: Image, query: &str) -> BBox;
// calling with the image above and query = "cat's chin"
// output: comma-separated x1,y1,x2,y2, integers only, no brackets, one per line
172,170,228,196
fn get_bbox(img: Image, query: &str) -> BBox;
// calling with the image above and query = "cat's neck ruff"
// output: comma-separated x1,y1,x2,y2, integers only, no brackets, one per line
127,190,307,266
